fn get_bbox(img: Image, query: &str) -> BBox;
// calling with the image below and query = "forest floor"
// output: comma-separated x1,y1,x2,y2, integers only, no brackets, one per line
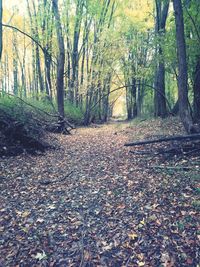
0,118,199,267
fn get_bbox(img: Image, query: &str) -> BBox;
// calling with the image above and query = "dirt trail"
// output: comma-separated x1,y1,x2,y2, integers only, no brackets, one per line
0,122,199,266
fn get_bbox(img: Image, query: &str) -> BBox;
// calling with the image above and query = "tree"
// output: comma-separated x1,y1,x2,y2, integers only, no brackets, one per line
184,1,200,123
193,57,200,122
3,0,200,127
70,0,84,106
52,0,65,117
173,0,198,133
154,0,169,118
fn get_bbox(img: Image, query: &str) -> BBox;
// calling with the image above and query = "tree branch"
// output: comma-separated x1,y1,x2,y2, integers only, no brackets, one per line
124,133,200,147
2,23,46,53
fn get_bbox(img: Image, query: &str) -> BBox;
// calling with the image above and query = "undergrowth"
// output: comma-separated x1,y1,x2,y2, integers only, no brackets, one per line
0,95,84,156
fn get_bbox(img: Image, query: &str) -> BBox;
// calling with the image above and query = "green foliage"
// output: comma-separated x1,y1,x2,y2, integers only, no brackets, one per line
0,95,49,156
0,95,84,128
0,94,84,156
2,0,200,122
0,95,48,139
64,101,84,125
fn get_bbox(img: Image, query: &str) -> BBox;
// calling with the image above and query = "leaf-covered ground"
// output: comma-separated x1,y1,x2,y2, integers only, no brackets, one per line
0,118,199,266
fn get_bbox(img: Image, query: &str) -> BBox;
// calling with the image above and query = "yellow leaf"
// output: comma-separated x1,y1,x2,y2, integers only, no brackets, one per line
21,211,30,218
138,253,144,260
140,219,145,225
128,233,138,240
138,261,145,266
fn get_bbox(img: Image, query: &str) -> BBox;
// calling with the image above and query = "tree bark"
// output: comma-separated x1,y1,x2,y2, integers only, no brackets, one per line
70,0,83,106
12,32,18,96
125,133,200,147
154,0,169,118
173,0,197,133
52,0,65,117
193,56,200,122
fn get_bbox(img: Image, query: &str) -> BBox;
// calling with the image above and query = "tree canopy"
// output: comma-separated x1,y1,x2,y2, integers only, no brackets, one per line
0,0,200,131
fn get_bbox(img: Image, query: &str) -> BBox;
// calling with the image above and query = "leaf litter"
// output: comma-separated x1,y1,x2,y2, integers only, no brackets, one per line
0,118,199,266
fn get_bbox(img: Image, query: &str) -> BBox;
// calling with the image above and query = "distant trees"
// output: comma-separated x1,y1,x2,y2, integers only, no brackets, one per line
0,0,200,129
122,29,150,120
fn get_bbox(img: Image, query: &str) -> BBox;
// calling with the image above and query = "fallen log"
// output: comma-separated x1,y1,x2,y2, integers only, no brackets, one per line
124,133,200,147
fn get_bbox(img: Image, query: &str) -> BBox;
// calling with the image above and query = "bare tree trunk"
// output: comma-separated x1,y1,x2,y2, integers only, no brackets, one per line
65,5,71,100
35,45,44,93
42,0,53,98
32,44,38,97
173,0,197,133
12,32,18,96
154,0,169,118
102,74,111,122
52,0,65,117
71,0,83,106
193,56,200,122
28,0,44,94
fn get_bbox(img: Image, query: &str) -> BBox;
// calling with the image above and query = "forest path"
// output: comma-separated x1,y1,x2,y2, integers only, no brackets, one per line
0,121,199,266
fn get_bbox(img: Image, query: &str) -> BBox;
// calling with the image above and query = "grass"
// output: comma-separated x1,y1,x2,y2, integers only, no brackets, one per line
0,95,84,156
64,101,84,125
0,95,84,125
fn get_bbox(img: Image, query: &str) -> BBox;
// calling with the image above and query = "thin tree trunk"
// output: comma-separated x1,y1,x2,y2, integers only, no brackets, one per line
12,32,18,96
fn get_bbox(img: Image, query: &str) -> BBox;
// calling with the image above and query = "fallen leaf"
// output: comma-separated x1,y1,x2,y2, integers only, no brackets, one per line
21,211,31,217
33,251,47,261
138,261,145,266
128,232,138,241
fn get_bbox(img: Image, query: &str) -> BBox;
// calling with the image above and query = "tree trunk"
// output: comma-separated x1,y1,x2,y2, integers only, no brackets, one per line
173,0,197,133
193,56,200,122
131,78,137,118
44,53,52,97
12,32,18,96
71,0,83,106
154,0,169,118
52,0,65,117
154,60,167,117
172,99,179,115
35,45,44,93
